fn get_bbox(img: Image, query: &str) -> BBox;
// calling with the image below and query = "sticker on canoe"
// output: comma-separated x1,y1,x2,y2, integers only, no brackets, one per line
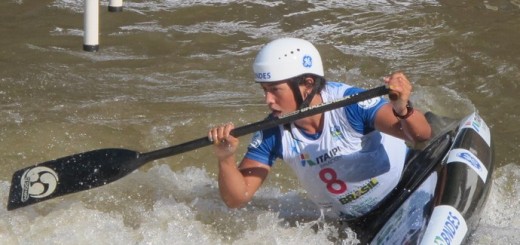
460,113,491,146
420,205,468,245
447,148,488,183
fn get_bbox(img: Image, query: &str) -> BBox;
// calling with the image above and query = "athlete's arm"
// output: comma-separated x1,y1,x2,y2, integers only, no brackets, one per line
374,104,431,143
218,157,270,208
374,72,432,143
209,123,270,208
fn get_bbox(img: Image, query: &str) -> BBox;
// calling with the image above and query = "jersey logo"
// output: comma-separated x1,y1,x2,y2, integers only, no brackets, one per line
300,146,342,167
316,146,341,165
357,97,381,109
249,131,263,148
290,139,300,154
300,153,317,166
338,178,379,204
330,125,345,141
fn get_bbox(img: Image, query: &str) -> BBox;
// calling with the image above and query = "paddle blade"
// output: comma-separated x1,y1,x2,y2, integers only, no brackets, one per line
7,148,142,210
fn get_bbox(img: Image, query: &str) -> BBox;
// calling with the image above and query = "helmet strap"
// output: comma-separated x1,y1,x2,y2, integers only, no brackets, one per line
288,80,304,109
288,76,321,110
299,80,321,109
283,76,322,133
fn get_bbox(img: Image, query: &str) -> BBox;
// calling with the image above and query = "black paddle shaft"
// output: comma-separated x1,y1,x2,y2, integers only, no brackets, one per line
7,85,389,210
143,85,390,161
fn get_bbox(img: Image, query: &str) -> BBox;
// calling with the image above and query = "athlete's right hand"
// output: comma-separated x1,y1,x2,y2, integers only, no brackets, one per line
208,122,239,160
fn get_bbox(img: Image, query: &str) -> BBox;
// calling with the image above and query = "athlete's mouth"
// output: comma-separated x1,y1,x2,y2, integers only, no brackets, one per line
270,109,282,116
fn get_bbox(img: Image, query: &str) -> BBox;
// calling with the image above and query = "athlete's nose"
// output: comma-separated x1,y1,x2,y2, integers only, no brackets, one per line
264,91,275,105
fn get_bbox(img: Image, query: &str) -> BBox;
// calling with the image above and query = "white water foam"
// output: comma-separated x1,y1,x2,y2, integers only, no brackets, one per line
468,163,520,244
1,162,518,244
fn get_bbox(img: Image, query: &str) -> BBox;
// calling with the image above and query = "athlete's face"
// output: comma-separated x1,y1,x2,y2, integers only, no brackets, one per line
260,82,298,117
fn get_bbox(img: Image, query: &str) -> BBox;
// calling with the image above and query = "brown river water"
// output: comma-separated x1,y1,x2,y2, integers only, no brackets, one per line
1,0,519,244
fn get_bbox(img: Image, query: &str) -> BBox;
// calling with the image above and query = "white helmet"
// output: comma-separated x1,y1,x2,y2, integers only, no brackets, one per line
253,38,324,82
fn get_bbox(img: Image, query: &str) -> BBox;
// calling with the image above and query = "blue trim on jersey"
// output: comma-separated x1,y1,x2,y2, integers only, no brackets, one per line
343,87,387,134
245,125,282,166
300,130,321,140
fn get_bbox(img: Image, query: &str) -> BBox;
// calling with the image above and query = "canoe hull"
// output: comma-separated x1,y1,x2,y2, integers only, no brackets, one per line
349,112,494,245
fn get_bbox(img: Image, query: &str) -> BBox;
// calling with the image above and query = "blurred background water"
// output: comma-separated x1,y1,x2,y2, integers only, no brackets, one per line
1,0,519,244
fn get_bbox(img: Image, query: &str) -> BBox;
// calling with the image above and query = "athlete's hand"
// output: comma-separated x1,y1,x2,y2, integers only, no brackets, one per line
208,122,239,160
384,71,412,116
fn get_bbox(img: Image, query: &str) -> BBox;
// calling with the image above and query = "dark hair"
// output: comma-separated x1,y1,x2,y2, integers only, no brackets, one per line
290,74,327,92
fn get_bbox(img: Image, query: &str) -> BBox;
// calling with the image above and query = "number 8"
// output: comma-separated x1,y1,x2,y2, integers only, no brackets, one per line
319,168,347,194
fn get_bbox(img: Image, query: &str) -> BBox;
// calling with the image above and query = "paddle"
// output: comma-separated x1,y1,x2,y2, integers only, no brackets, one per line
7,85,390,210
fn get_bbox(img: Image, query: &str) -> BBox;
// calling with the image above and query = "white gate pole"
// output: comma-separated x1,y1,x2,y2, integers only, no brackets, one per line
83,0,99,52
108,0,123,12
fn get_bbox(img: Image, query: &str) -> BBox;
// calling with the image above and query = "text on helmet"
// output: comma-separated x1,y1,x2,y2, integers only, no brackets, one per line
255,72,271,80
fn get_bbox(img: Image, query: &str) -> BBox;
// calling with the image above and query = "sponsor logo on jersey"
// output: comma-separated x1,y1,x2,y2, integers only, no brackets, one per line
330,125,345,141
300,153,316,166
290,139,301,154
316,146,341,165
339,178,379,204
249,131,263,148
357,97,381,109
300,146,341,167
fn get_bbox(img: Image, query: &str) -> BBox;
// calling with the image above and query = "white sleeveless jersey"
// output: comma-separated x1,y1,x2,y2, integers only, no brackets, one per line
246,82,407,219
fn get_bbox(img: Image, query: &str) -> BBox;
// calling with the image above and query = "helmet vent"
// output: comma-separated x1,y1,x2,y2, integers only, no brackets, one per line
280,48,301,59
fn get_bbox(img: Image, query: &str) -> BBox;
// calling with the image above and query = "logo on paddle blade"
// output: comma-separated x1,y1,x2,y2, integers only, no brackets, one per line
20,166,59,202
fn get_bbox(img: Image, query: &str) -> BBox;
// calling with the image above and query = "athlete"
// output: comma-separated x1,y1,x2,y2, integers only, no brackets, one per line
208,37,432,220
